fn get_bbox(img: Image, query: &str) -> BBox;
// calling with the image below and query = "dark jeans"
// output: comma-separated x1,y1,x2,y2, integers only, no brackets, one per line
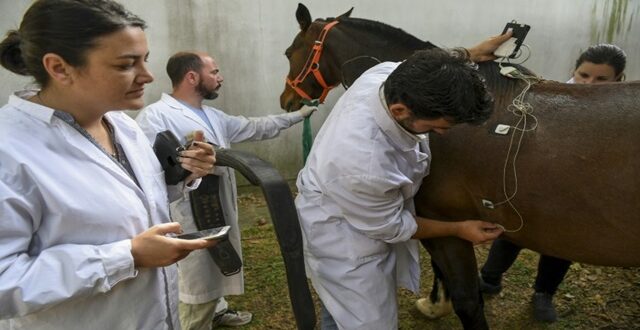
319,301,339,330
481,237,572,295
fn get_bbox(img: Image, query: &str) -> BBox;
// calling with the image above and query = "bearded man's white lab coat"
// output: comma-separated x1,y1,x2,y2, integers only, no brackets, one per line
136,93,304,304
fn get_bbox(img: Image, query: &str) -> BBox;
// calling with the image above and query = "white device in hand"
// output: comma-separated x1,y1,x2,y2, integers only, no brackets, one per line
176,225,230,241
494,21,530,58
494,38,518,58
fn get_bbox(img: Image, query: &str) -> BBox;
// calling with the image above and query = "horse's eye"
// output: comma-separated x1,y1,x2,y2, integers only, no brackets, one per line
284,46,295,59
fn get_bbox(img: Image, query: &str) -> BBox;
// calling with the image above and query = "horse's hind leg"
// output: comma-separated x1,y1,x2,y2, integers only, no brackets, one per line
415,260,453,318
421,237,489,330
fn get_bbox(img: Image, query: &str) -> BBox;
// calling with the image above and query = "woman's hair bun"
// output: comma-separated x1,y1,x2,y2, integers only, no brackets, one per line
0,30,29,76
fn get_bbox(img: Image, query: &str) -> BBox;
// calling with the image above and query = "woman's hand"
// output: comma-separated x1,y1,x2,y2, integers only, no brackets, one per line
179,130,216,183
130,222,217,268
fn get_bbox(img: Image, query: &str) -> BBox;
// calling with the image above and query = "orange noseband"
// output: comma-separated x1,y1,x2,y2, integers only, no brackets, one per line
286,20,339,103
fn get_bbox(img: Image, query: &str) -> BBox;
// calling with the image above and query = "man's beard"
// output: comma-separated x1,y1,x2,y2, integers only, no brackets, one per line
197,81,219,100
397,117,426,135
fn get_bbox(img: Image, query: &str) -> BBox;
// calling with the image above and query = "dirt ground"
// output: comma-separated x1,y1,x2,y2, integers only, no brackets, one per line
232,186,640,329
400,246,640,330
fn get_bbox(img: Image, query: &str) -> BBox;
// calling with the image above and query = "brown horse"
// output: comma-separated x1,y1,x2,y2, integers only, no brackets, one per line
280,5,434,111
280,4,640,329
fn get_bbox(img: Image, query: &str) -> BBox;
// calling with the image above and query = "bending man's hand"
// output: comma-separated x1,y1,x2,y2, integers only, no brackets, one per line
131,222,217,268
455,220,503,245
466,30,513,63
179,130,216,183
413,217,503,243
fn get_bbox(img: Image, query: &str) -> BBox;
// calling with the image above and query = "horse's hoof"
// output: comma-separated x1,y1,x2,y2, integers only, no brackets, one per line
415,297,453,319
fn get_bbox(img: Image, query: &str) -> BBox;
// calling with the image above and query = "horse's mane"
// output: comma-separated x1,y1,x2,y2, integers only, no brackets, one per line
320,16,435,50
477,61,538,109
317,15,535,109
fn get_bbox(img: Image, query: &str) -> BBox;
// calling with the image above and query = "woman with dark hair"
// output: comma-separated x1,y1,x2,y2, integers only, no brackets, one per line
479,43,628,323
570,44,626,83
0,1,216,328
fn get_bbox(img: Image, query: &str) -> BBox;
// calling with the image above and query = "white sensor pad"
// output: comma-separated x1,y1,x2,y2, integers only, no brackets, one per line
494,37,517,57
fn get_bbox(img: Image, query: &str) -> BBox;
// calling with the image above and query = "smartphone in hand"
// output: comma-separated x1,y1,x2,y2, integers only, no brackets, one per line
494,21,531,58
176,225,230,241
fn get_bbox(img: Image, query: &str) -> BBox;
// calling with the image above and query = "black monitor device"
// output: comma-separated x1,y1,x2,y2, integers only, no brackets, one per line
494,21,530,58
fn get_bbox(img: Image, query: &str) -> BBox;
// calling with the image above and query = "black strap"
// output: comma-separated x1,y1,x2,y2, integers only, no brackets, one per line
189,175,243,276
214,149,316,330
153,131,190,185
153,130,315,328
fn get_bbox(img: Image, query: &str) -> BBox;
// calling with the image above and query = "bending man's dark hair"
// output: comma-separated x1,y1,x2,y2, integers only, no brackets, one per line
384,48,493,125
166,52,204,87
0,0,146,87
575,44,626,80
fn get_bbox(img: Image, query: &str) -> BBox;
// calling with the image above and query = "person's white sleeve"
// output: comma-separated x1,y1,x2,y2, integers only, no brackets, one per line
0,179,136,318
135,108,164,151
183,177,201,191
222,110,304,143
323,174,418,243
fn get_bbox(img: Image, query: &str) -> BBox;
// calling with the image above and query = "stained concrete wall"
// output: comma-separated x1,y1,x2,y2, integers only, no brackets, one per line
1,0,638,183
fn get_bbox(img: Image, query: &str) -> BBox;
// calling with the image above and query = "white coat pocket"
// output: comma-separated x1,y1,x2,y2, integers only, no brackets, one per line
307,217,389,263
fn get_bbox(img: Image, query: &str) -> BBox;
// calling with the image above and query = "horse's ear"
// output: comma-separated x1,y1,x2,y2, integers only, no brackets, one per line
296,3,312,32
337,7,354,19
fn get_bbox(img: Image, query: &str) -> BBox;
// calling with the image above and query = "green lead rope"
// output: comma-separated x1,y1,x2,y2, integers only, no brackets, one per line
302,117,313,164
301,99,319,165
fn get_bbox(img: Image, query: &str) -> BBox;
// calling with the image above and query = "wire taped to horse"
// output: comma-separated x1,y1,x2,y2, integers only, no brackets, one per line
491,58,542,232
340,55,382,89
214,148,316,330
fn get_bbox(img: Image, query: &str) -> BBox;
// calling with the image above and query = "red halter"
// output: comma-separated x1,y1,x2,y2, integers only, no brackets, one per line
286,20,339,103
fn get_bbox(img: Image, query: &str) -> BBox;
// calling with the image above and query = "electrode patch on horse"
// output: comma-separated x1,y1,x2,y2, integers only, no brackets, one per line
481,199,495,209
494,124,511,135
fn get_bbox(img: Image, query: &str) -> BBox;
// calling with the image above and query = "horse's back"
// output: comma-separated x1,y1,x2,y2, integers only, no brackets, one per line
417,81,640,266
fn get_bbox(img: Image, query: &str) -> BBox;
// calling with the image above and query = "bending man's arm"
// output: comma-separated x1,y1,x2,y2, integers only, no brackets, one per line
412,216,503,245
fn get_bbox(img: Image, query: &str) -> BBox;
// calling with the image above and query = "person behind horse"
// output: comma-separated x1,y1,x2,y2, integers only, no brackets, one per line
135,51,315,329
569,44,626,83
0,1,218,329
479,43,627,323
295,33,513,330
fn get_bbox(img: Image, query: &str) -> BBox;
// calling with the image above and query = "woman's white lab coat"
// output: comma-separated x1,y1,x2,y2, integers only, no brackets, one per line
296,63,429,330
136,93,304,304
0,91,179,329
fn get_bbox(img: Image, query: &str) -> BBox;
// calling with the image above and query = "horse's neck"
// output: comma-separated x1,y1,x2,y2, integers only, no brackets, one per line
335,25,433,61
477,62,535,110
332,20,435,85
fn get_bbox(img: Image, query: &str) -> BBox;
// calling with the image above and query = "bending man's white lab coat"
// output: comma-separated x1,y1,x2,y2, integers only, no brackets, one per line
296,63,429,330
136,93,304,304
0,91,179,329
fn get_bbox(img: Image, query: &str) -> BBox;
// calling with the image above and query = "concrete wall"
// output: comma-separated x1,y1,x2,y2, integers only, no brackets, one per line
1,0,638,183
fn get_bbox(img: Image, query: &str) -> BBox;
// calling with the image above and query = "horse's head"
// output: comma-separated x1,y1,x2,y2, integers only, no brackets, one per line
280,4,353,111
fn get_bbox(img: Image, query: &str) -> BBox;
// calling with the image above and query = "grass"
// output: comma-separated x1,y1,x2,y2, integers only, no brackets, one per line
224,189,640,329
